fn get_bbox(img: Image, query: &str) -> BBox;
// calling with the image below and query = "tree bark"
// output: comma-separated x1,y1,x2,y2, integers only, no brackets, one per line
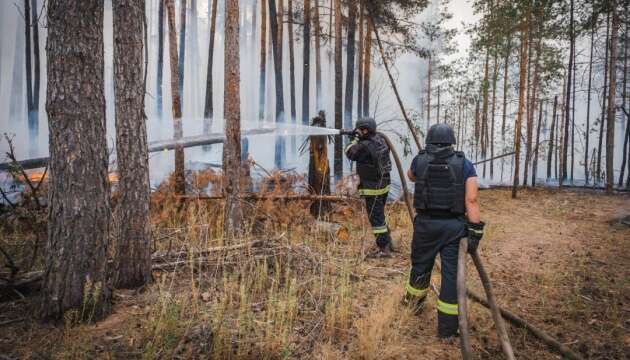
532,100,543,186
24,0,34,134
561,0,574,185
585,19,595,184
178,0,187,99
31,0,41,137
512,12,529,199
259,0,267,121
309,113,331,217
597,13,611,183
357,4,364,119
606,4,619,194
288,0,296,124
619,3,629,187
547,95,558,179
314,0,322,110
344,0,358,131
166,0,185,195
268,0,286,169
302,0,311,123
333,0,343,180
157,0,165,115
203,0,218,134
42,0,112,321
223,0,243,238
363,20,372,117
112,0,151,289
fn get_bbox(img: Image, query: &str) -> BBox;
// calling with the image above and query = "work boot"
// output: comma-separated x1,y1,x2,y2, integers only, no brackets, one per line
401,294,425,316
366,244,392,258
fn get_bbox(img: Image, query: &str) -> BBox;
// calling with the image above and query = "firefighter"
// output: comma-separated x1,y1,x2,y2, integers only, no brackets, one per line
345,117,394,257
403,123,485,339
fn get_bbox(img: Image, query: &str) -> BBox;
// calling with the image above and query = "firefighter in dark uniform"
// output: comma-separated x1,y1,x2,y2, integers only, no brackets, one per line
345,118,394,257
403,123,485,339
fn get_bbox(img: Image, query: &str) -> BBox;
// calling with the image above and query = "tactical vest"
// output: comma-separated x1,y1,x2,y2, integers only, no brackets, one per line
413,149,466,215
356,134,392,190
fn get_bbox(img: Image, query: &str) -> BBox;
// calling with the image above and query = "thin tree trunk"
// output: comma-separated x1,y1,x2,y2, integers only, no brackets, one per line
259,0,267,121
585,18,595,184
597,12,610,183
344,0,357,131
166,0,185,194
203,0,218,133
112,0,151,289
571,31,577,182
268,0,286,169
481,49,490,164
302,0,311,123
427,55,432,129
501,39,511,180
437,86,441,124
512,12,530,199
475,97,480,162
561,0,574,186
490,49,499,178
333,0,343,180
157,0,165,115
605,4,619,193
24,0,34,133
532,100,543,186
357,4,364,119
178,0,187,99
363,20,372,117
31,0,41,135
314,0,322,110
42,0,112,321
619,4,629,187
288,0,296,124
547,95,558,179
223,0,243,237
277,0,284,66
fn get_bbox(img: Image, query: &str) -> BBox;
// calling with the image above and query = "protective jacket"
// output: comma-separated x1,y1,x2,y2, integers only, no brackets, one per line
413,145,465,215
345,133,392,195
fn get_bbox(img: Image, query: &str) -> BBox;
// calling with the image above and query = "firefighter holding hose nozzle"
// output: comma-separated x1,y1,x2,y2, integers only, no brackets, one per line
344,118,394,258
403,123,485,339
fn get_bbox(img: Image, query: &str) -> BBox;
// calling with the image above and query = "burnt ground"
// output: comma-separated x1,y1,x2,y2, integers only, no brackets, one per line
1,188,629,359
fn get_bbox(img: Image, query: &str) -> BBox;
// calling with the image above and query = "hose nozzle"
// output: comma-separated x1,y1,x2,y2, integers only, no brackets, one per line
339,129,357,136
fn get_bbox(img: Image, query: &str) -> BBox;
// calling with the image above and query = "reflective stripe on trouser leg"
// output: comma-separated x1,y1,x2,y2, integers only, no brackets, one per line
364,193,391,248
405,282,428,299
437,299,458,315
372,225,389,234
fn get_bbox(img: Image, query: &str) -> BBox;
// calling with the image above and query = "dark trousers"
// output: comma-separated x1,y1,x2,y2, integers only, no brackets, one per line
363,193,391,249
407,214,466,337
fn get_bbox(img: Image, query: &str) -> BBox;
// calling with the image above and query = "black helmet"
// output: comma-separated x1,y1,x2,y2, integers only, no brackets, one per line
356,117,377,133
426,123,456,145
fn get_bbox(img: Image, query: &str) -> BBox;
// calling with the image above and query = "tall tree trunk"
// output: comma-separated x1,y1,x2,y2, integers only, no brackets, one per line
42,0,112,321
344,0,357,131
597,12,611,183
157,0,165,115
427,55,432,129
24,0,34,133
437,86,441,124
203,0,218,134
547,95,558,179
277,0,284,66
259,0,267,121
357,4,364,119
561,0,574,185
512,13,530,199
474,97,480,162
166,0,185,194
525,25,542,186
333,0,343,180
501,39,511,180
532,100,543,186
619,3,629,187
30,0,41,137
490,49,499,178
314,0,322,110
288,0,296,124
481,49,490,164
585,17,595,184
363,20,372,117
605,4,619,194
112,0,151,289
302,0,311,123
268,0,286,169
178,0,187,99
223,0,243,237
309,112,331,216
571,32,577,181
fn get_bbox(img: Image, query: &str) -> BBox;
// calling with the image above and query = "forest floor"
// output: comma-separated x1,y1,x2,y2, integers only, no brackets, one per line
1,186,629,359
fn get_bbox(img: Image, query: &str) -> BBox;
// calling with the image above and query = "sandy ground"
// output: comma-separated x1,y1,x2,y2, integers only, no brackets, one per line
1,188,629,359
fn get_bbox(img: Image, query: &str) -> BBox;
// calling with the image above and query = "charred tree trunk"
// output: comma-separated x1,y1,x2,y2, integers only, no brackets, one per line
597,13,611,183
547,95,558,179
223,0,243,237
157,0,165,115
112,0,151,289
31,0,41,137
24,0,35,135
314,0,322,110
178,0,187,100
532,100,543,186
309,113,331,217
363,20,372,117
357,4,364,119
585,18,595,184
344,0,357,131
302,0,311,124
203,0,218,135
166,0,185,194
288,0,296,124
561,0,574,185
259,0,267,121
42,0,112,321
333,0,343,180
512,12,529,199
268,0,286,169
605,5,619,194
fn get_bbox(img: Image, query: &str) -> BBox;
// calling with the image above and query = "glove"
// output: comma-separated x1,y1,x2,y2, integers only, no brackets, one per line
466,221,485,253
